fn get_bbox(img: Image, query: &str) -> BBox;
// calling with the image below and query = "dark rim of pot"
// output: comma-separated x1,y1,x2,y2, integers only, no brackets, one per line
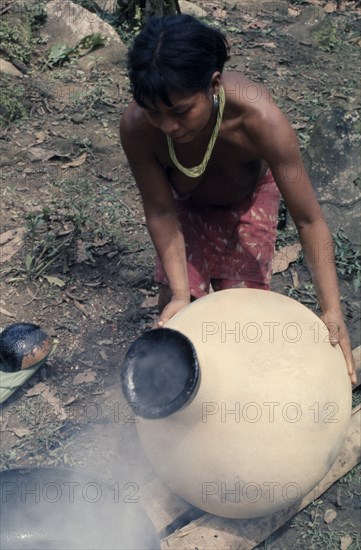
120,328,200,419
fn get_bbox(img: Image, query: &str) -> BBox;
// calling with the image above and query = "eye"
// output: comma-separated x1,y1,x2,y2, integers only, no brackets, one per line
173,107,191,117
145,110,160,117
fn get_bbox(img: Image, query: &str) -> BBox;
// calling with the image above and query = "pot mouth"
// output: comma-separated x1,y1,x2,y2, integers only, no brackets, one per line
121,328,200,419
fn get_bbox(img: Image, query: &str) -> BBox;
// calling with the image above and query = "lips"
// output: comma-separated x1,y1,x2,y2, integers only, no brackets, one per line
169,132,190,141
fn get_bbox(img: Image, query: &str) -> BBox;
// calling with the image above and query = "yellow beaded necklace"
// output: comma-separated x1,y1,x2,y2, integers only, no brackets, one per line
166,86,226,178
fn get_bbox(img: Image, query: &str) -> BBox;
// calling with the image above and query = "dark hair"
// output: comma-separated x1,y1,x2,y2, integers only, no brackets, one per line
127,15,230,108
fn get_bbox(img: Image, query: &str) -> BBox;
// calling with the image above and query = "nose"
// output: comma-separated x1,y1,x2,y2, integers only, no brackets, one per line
160,116,180,136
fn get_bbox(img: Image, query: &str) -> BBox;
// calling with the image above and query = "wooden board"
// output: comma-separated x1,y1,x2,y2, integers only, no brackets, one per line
139,346,361,549
140,479,198,536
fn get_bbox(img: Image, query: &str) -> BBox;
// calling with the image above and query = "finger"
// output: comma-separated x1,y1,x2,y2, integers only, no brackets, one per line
338,339,357,384
348,363,357,385
157,314,169,326
327,322,339,345
151,317,163,329
348,359,357,385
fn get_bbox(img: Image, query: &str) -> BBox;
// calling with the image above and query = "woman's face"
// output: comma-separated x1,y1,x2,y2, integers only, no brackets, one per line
142,89,214,143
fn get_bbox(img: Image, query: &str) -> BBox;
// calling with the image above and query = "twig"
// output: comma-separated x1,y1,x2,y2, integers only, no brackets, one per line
119,199,138,218
65,291,87,302
73,299,89,316
121,247,145,255
0,2,11,16
43,97,52,113
23,285,40,306
119,200,146,225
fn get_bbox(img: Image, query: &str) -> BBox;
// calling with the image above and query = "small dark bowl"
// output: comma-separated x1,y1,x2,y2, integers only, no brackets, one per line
0,323,53,372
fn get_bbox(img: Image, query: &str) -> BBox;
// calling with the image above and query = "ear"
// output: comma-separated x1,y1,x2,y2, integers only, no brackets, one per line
210,71,222,95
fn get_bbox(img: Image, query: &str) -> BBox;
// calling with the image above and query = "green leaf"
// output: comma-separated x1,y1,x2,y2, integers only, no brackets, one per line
43,275,66,288
78,33,106,49
7,276,26,282
25,254,33,272
48,44,73,65
47,34,106,66
353,277,360,292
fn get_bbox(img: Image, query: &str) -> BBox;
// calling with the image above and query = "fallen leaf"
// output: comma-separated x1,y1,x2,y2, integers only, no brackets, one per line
276,68,290,77
83,280,102,288
43,275,66,288
61,152,87,170
292,122,307,130
75,239,89,263
290,269,300,288
64,396,77,406
35,130,47,143
0,306,16,318
26,382,49,397
27,146,65,162
73,372,96,385
324,508,337,524
99,349,108,361
107,250,118,259
79,360,94,367
93,235,111,247
288,6,301,16
12,427,31,438
287,92,303,102
212,8,227,20
244,21,266,30
26,382,67,420
272,243,302,274
340,534,353,550
141,295,159,308
0,227,25,246
0,227,26,264
257,42,276,48
0,413,9,431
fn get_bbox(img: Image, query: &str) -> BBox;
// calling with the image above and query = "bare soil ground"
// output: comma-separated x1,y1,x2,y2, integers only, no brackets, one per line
0,1,360,548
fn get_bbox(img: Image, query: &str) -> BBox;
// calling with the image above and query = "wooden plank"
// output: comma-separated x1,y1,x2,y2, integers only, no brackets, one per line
162,404,361,549
139,479,200,535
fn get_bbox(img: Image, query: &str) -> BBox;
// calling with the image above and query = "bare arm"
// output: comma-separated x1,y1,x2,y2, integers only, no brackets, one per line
120,107,190,321
247,105,356,383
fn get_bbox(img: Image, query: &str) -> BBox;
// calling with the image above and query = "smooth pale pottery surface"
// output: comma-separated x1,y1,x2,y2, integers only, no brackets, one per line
136,289,352,519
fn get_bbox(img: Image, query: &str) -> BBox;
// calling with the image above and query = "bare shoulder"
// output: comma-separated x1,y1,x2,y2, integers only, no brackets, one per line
223,71,297,158
119,101,171,205
223,72,272,103
120,101,144,132
119,101,159,155
223,71,287,127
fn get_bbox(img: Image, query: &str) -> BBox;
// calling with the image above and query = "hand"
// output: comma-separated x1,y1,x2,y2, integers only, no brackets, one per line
321,309,357,385
153,298,190,328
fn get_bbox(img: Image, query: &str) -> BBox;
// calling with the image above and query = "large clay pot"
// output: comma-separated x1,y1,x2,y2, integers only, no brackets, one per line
121,289,351,519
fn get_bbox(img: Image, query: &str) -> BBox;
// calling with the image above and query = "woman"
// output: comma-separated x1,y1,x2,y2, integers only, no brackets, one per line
119,14,356,383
